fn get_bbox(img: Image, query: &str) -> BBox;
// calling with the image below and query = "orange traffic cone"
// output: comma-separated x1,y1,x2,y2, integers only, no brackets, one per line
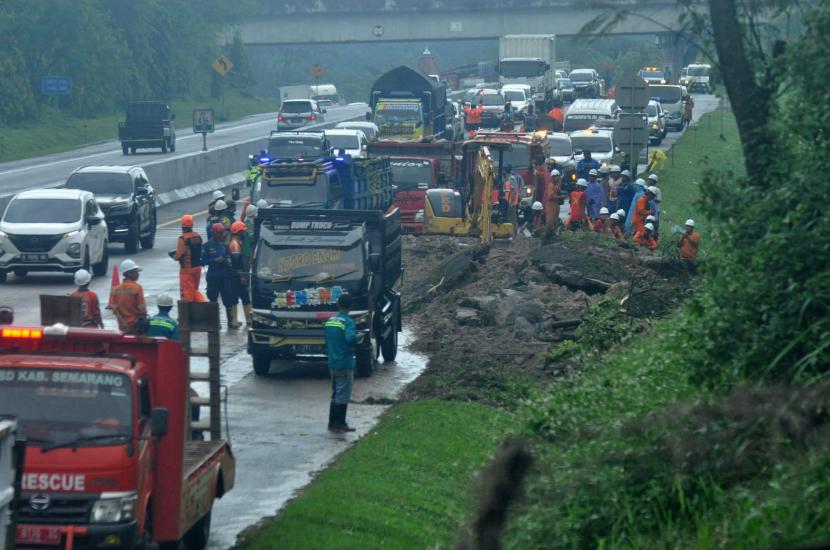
106,264,120,310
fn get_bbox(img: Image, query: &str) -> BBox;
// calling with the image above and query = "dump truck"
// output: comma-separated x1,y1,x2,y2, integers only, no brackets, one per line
254,156,395,211
370,66,449,141
248,208,403,377
367,140,460,234
1,320,234,550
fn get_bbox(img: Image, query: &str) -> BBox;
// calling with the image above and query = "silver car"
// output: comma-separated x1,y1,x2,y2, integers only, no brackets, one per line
277,99,326,131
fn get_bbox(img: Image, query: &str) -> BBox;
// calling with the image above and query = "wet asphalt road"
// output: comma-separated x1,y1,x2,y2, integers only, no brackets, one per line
0,103,371,196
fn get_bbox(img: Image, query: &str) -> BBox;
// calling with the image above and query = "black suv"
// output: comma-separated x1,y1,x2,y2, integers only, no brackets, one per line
118,101,176,154
64,166,157,253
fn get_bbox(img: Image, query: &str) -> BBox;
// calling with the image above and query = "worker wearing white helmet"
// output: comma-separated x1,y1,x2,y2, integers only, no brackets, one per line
71,269,103,329
616,209,626,218
626,180,654,235
530,200,544,230
546,169,563,230
577,178,588,187
679,219,701,261
567,178,590,231
594,206,612,235
609,211,625,240
647,173,659,183
550,168,561,178
147,293,179,340
256,198,269,209
111,259,147,334
213,199,227,211
206,199,233,241
634,222,658,250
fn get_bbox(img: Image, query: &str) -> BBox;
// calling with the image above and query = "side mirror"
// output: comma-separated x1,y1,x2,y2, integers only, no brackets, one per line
150,407,168,438
369,253,382,272
87,216,102,226
232,187,241,201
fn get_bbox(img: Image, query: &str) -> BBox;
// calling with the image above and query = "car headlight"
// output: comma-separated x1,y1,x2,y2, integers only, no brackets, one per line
650,123,658,129
252,311,280,327
91,492,137,523
67,243,81,258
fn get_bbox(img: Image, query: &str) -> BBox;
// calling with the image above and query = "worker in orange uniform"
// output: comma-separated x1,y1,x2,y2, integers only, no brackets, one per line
545,169,562,230
609,212,625,240
547,102,565,132
678,219,701,260
593,207,611,234
170,215,206,302
632,186,655,236
71,269,103,328
465,99,483,131
634,222,658,250
111,259,148,334
229,221,252,325
566,179,589,230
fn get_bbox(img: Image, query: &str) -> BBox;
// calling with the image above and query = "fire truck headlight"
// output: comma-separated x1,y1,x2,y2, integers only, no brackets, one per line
91,492,137,523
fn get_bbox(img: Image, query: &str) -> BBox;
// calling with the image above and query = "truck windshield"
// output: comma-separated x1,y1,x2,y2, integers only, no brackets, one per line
255,241,363,283
66,173,133,196
649,86,682,103
547,138,573,156
688,66,709,76
391,159,432,190
569,72,593,82
646,104,659,116
268,138,325,160
375,105,421,125
327,134,360,151
0,367,132,448
502,90,526,102
499,60,546,78
480,94,505,106
4,198,82,224
570,136,613,153
557,79,572,88
501,143,531,170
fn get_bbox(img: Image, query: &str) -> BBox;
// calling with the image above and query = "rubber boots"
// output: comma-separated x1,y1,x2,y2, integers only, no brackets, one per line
334,404,356,432
226,306,241,330
327,402,337,432
243,304,253,326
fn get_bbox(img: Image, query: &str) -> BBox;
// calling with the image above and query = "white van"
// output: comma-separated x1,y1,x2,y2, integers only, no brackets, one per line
649,85,684,131
564,99,618,133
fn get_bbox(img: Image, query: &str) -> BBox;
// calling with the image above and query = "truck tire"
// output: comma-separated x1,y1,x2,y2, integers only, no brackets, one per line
183,510,211,550
140,214,156,249
122,143,129,155
252,354,271,376
355,343,375,378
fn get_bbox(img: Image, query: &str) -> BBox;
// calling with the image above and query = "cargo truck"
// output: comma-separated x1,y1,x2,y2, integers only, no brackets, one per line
498,35,557,110
254,156,394,211
1,325,235,550
370,66,449,141
248,208,403,377
367,140,460,234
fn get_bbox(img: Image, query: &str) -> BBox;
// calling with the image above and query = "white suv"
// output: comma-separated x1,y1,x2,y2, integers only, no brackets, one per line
0,189,109,282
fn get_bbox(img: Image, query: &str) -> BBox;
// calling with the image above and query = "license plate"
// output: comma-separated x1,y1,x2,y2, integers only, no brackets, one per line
17,525,63,546
22,254,48,262
293,344,324,355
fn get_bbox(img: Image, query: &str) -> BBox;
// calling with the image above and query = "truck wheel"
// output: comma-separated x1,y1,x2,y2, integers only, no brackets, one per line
92,245,109,277
183,510,211,550
252,354,271,376
122,143,129,155
140,214,156,249
355,344,375,378
125,220,140,253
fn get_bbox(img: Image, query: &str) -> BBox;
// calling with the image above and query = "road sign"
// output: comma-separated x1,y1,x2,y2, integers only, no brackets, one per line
212,54,234,77
193,109,215,134
41,76,72,95
615,75,649,111
309,64,325,79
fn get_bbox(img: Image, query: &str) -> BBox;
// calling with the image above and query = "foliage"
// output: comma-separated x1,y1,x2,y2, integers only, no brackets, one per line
240,400,516,550
0,0,257,124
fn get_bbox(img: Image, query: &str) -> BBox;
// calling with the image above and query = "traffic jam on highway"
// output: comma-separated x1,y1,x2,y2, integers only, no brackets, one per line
0,33,716,550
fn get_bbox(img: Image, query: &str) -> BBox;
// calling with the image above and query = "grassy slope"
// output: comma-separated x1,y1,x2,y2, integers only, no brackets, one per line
0,92,274,163
242,401,515,550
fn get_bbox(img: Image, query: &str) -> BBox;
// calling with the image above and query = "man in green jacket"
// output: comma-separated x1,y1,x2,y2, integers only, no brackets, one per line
325,293,358,433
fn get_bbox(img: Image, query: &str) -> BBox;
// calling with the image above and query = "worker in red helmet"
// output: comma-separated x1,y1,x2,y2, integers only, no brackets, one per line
169,215,206,302
229,221,252,326
202,222,239,329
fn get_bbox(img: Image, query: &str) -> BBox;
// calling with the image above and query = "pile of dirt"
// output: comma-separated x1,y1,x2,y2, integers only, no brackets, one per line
398,233,694,406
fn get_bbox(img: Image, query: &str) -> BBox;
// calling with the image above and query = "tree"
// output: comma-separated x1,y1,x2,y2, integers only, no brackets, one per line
228,32,256,90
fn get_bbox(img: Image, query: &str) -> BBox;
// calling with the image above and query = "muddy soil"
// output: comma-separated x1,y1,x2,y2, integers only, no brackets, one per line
398,232,694,406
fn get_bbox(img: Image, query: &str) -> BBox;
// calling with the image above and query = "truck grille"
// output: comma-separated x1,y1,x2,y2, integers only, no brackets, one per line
7,234,63,252
18,493,94,523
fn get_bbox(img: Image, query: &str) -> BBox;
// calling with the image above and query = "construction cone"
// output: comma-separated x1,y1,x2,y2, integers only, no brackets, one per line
106,264,120,310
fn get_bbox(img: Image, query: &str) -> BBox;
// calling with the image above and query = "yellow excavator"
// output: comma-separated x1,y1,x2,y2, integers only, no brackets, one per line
421,141,514,242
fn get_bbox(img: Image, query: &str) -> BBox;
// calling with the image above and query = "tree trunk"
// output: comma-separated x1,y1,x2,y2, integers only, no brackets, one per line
708,0,772,188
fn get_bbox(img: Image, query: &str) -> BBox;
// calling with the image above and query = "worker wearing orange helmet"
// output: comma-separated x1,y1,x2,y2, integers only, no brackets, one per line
169,215,206,302
229,221,252,325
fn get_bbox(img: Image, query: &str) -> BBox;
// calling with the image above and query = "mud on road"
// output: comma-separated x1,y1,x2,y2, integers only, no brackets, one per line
398,232,695,407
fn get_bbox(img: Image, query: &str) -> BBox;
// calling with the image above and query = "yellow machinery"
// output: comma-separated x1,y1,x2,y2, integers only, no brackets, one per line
422,141,513,241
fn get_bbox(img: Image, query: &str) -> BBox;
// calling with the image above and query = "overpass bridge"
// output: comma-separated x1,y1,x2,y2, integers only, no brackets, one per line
235,2,684,45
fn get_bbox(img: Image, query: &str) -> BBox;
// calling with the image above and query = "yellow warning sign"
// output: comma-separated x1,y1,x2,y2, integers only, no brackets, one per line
212,54,234,77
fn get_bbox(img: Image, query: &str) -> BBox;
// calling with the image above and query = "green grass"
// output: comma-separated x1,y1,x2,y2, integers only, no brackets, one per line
241,400,516,550
0,92,274,163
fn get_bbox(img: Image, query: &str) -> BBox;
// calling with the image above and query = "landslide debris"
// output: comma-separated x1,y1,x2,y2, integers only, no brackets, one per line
399,233,694,407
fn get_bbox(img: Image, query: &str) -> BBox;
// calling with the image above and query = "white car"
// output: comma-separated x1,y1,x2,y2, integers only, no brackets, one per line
0,189,108,282
325,129,369,158
501,84,532,114
335,121,380,141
